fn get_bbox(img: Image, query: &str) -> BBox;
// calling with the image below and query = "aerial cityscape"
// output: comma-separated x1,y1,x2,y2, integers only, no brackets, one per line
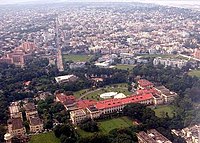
0,1,200,143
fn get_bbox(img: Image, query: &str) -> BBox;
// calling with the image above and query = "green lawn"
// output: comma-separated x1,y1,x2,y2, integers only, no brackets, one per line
153,105,175,118
114,64,135,70
98,116,133,133
188,70,200,78
29,132,60,143
75,83,132,100
62,54,93,62
77,116,133,137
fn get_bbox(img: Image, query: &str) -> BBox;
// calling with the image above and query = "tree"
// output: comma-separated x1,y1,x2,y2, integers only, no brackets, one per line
44,119,53,129
80,120,99,132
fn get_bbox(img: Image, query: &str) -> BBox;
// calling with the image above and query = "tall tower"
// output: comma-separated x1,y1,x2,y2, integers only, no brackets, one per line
198,125,200,143
55,15,64,72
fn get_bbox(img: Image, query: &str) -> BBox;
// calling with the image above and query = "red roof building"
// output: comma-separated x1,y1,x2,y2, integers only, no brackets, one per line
138,79,154,89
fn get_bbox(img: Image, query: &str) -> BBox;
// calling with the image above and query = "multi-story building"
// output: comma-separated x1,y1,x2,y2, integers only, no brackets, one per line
70,109,88,124
7,118,26,136
24,103,38,121
0,42,36,67
137,129,172,143
29,116,43,133
9,105,22,119
155,86,178,103
138,79,154,90
153,57,188,68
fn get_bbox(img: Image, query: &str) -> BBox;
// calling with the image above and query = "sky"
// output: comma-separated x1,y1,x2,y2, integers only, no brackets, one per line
0,0,200,6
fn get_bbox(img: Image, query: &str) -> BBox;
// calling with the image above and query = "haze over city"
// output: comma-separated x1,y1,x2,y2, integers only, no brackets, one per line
0,0,200,143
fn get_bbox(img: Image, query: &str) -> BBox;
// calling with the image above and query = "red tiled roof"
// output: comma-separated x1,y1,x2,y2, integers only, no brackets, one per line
77,100,97,109
56,93,76,103
138,79,154,87
95,93,153,110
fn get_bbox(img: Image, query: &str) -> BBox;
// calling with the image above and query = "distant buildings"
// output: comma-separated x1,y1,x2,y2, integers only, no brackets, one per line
137,129,172,143
69,62,86,69
0,42,37,67
153,57,188,68
194,48,200,60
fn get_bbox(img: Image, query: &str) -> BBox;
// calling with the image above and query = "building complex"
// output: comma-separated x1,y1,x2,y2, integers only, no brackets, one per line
55,79,178,125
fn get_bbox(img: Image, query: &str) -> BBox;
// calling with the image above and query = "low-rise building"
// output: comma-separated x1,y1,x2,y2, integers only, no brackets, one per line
55,74,78,84
155,86,178,103
137,129,172,143
153,57,188,68
172,125,200,143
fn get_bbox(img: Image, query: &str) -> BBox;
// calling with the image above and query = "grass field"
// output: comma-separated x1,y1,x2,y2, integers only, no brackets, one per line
63,54,93,62
153,105,175,118
74,83,132,100
114,64,135,70
29,132,60,143
98,116,133,133
188,69,200,78
77,116,133,137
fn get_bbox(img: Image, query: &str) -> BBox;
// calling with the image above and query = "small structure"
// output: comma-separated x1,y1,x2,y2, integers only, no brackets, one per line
55,75,78,84
4,133,13,143
100,92,118,99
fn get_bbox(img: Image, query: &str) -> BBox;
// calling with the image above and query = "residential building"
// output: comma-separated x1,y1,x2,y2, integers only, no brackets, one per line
153,57,188,68
7,118,26,136
172,125,200,143
29,116,43,133
24,103,38,121
9,105,22,119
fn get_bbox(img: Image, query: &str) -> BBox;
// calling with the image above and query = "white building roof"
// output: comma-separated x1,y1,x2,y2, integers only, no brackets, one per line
114,93,126,99
100,92,118,98
55,75,75,83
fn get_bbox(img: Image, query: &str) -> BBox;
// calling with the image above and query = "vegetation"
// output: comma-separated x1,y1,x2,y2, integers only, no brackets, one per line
62,54,93,62
74,83,131,100
98,116,133,134
153,105,175,118
29,132,60,143
80,120,99,132
188,69,200,78
114,64,135,70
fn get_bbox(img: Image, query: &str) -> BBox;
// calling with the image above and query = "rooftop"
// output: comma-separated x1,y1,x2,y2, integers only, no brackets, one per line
8,118,24,130
24,103,36,111
30,116,43,126
138,79,154,88
95,93,153,110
